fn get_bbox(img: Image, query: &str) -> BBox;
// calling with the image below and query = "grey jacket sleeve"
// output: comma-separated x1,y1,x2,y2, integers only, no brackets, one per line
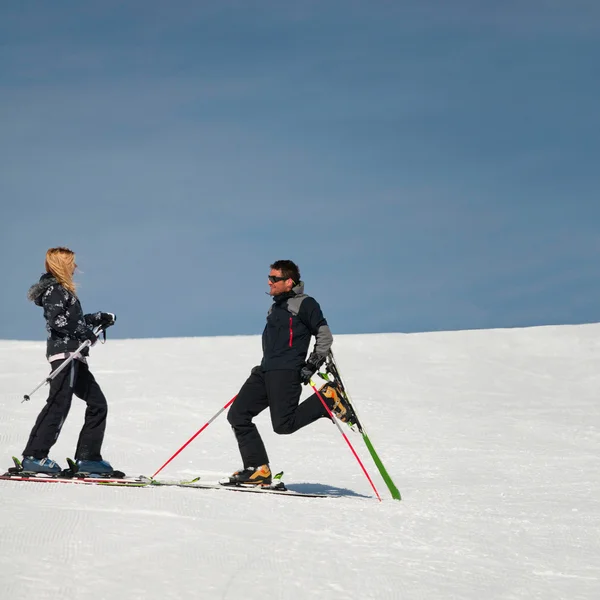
300,297,333,365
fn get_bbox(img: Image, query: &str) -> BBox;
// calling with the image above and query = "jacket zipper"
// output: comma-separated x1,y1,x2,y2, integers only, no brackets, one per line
289,317,293,347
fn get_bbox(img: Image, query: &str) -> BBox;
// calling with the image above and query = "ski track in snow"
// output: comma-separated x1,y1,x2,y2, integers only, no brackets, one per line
1,326,600,599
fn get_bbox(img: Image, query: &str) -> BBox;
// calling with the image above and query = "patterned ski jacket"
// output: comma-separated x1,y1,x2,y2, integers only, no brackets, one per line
27,273,104,360
260,282,333,372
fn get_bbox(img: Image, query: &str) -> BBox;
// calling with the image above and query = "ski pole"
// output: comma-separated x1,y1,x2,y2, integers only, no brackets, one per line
310,380,382,502
151,395,237,479
325,352,401,500
22,326,104,403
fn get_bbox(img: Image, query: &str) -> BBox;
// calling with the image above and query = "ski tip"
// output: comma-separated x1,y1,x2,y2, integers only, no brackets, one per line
181,476,201,484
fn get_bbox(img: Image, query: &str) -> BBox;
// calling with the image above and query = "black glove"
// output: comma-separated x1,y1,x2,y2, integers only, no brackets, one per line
300,351,327,385
99,312,116,328
300,362,318,385
83,328,99,345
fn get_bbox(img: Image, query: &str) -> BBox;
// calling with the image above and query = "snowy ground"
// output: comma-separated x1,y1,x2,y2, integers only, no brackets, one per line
1,325,599,600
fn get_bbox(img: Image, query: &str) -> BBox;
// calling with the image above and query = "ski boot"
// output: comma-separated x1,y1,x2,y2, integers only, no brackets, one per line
73,459,123,478
223,464,272,487
21,456,62,474
320,381,358,426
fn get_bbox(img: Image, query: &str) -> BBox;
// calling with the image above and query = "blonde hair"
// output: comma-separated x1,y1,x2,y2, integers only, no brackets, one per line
45,247,77,295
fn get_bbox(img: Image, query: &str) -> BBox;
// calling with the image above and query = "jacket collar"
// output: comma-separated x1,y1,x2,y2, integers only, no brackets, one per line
27,273,59,305
273,281,304,304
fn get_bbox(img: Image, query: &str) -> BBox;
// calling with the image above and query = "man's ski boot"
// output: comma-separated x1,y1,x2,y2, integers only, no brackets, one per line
223,464,272,487
320,382,358,427
21,456,62,474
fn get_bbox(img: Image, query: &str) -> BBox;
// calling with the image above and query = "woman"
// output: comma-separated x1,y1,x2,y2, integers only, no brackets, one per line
23,247,117,475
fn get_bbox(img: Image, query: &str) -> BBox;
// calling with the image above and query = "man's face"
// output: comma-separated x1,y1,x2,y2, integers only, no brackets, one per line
268,268,294,296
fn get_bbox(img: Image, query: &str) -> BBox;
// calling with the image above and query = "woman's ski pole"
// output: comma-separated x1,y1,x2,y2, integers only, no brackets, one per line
22,326,104,403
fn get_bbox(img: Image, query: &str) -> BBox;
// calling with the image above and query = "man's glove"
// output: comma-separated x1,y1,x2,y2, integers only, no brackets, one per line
300,352,326,385
99,313,116,328
300,362,318,385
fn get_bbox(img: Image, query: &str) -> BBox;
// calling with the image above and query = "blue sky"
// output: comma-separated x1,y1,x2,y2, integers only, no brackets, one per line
1,1,599,341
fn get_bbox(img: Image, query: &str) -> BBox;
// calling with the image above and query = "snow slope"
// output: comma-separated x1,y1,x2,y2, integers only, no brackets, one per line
1,325,599,600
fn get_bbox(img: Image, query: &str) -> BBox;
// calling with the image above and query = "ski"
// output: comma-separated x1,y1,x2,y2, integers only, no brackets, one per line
1,456,145,486
321,352,402,501
145,471,334,497
0,475,336,497
148,481,333,498
0,475,148,487
1,460,338,497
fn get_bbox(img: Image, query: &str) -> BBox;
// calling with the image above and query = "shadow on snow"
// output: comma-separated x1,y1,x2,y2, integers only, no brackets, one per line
284,482,371,498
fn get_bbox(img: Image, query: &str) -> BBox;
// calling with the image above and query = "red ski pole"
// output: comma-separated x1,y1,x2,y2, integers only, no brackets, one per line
310,381,382,502
151,395,236,479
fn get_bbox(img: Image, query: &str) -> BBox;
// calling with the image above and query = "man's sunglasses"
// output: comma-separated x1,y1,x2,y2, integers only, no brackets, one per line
268,275,289,283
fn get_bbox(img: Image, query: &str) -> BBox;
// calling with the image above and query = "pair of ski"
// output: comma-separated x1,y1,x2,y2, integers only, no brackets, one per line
0,457,330,498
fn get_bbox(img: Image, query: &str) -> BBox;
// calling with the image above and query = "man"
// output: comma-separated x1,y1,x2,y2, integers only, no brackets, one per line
226,259,347,485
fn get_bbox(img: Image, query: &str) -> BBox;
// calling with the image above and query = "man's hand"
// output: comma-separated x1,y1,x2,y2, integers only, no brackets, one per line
300,351,327,385
300,362,318,385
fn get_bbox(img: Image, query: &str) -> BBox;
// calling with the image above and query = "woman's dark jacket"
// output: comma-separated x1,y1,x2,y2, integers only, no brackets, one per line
27,273,103,359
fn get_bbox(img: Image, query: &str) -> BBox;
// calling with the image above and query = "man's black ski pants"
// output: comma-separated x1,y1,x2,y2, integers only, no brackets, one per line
227,368,329,468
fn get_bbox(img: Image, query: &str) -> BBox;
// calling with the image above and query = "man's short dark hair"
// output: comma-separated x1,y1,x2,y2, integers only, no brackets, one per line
271,260,301,284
